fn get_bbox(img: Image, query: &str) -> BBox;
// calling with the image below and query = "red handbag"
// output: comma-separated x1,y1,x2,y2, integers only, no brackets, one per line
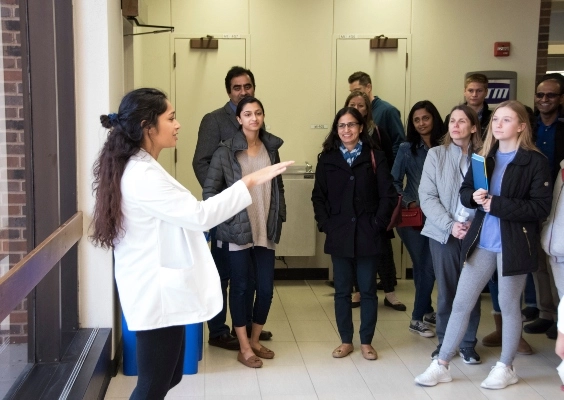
371,150,402,231
399,207,423,228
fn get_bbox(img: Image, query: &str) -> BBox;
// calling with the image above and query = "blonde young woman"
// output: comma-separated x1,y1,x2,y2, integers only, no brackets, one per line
415,100,552,389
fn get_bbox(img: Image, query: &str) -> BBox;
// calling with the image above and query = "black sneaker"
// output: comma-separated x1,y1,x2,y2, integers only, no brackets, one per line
431,344,441,360
524,317,553,334
459,347,481,364
423,312,436,326
409,320,435,338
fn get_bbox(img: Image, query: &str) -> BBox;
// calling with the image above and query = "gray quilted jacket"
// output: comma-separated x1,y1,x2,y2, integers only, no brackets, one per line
202,129,286,245
418,143,471,244
541,159,564,262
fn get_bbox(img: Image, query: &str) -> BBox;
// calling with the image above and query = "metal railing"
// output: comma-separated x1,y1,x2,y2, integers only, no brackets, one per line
0,212,83,321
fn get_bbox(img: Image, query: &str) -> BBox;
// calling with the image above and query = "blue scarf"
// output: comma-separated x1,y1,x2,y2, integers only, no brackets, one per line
340,141,363,166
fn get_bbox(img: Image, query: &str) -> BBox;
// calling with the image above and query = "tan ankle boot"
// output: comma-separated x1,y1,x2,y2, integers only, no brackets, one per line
517,336,533,355
482,312,502,347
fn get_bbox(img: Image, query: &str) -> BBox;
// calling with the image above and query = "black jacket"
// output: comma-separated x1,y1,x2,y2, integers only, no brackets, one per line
203,129,286,245
459,145,553,276
371,125,394,169
311,146,397,258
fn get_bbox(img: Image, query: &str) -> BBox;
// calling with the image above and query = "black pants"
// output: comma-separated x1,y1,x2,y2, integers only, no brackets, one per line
377,236,397,293
130,325,185,400
352,237,396,293
207,228,231,338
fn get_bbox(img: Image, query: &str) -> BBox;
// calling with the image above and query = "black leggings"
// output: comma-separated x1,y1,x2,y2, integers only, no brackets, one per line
130,325,185,400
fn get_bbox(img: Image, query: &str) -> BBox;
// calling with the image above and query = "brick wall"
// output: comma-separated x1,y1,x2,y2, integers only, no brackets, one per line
1,0,27,345
536,0,552,84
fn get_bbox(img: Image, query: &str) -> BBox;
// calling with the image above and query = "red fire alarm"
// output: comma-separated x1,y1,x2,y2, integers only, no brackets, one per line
494,42,510,57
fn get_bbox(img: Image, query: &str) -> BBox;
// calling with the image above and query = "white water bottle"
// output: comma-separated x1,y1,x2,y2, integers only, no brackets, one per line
456,210,469,226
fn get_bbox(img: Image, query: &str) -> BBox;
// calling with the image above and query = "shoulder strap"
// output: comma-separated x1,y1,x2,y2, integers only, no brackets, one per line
371,149,376,174
374,125,381,142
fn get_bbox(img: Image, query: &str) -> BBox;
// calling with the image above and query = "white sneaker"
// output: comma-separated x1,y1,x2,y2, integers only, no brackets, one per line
414,360,452,386
480,361,518,389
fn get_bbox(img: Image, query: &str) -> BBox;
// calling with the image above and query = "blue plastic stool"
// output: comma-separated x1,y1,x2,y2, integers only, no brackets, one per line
122,313,202,376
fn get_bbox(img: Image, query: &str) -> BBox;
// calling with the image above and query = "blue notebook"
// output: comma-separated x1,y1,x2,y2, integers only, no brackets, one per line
471,153,488,191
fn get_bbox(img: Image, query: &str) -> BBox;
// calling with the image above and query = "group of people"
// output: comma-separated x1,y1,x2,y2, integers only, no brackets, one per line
313,71,564,391
89,66,564,399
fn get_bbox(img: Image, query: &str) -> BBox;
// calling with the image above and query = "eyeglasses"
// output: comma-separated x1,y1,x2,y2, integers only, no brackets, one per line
337,122,360,129
535,92,561,99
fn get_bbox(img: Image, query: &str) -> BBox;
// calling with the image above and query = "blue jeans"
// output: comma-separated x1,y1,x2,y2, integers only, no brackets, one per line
229,246,275,327
397,226,435,321
332,255,379,344
524,273,537,307
206,228,231,338
131,325,185,400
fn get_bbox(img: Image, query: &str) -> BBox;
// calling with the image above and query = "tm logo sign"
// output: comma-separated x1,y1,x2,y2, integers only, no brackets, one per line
486,81,511,102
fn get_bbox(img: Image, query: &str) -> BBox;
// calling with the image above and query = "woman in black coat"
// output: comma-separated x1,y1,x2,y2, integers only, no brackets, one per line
344,91,405,311
311,107,397,360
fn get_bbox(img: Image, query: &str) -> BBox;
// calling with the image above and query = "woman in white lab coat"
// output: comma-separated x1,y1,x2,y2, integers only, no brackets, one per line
90,88,292,400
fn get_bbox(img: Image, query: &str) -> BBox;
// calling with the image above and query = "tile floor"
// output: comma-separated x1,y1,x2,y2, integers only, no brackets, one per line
105,280,563,399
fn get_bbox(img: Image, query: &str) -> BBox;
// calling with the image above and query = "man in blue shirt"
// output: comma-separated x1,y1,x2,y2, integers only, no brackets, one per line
348,71,406,158
524,73,564,339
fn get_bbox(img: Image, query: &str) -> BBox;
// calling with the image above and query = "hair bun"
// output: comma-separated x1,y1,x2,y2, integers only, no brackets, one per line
100,113,120,129
100,115,112,129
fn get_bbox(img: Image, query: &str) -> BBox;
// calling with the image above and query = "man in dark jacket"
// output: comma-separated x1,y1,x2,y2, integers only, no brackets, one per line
192,66,272,350
444,73,492,140
347,71,405,158
524,73,564,339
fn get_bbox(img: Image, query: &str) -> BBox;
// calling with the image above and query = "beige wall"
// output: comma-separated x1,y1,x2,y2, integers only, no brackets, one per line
133,0,541,269
75,0,124,352
411,0,540,117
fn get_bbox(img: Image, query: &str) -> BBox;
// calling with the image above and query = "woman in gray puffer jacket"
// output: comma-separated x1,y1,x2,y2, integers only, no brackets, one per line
203,97,286,369
542,159,564,298
418,105,483,364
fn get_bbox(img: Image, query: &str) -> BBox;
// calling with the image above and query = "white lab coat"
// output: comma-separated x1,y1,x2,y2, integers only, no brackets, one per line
114,150,252,331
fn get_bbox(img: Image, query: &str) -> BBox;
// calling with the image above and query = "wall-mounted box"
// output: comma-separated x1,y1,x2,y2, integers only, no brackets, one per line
494,42,510,57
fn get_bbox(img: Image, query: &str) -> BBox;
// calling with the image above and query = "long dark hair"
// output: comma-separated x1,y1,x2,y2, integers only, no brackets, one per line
90,88,169,248
406,100,445,155
321,107,374,153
